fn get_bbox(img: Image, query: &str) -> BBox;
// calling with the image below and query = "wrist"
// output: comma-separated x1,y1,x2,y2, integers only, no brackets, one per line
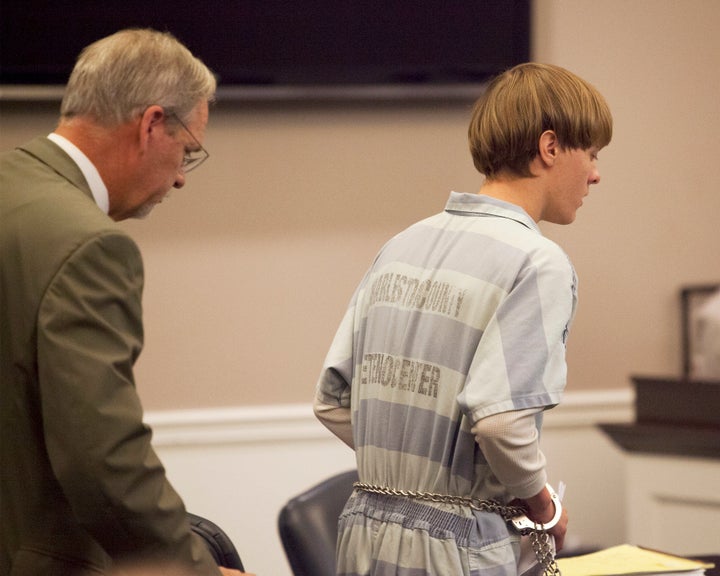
512,483,563,531
527,492,553,521
533,483,562,529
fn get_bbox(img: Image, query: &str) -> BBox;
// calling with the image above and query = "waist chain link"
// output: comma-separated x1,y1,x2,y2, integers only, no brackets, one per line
353,481,561,576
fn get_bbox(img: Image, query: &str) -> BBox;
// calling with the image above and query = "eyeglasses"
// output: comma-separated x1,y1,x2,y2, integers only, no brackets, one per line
168,112,209,173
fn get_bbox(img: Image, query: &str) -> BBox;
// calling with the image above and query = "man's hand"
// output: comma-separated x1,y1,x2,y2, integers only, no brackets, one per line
219,568,255,576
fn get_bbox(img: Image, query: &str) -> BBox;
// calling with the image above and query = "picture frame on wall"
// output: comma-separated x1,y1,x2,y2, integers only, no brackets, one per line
681,283,720,380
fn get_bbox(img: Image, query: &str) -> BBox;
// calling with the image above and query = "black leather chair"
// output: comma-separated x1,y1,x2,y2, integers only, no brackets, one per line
278,470,358,576
188,512,244,571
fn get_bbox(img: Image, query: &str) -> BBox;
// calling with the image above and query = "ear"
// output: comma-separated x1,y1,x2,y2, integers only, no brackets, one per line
138,105,167,149
537,130,560,167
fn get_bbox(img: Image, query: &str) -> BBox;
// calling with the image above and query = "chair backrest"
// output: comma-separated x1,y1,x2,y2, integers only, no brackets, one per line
187,512,245,571
278,469,358,576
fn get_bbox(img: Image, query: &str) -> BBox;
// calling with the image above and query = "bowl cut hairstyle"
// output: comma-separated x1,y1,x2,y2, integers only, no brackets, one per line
468,62,613,179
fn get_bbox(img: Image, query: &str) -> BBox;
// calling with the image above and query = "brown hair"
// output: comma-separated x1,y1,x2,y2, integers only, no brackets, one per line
468,63,612,179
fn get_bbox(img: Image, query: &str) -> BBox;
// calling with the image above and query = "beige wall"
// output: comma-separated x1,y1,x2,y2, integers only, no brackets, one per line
2,0,719,410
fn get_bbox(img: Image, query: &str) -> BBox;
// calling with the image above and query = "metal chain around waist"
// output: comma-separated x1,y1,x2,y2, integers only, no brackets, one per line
353,481,561,576
353,481,527,519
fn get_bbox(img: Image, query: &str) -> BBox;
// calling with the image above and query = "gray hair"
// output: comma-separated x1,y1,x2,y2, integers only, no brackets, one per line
60,28,216,126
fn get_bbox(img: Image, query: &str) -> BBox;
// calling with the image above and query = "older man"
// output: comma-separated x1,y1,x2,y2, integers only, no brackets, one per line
0,29,249,576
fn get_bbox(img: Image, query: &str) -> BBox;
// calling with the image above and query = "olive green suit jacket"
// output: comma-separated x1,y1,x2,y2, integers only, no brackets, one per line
0,138,220,575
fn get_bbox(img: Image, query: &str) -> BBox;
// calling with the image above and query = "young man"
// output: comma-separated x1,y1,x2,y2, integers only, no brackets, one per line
314,63,612,575
0,29,250,576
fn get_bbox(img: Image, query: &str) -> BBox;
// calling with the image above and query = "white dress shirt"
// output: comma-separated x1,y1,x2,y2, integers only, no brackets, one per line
47,132,109,215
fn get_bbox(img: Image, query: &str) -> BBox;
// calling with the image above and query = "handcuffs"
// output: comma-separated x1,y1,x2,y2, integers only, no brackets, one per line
510,483,563,532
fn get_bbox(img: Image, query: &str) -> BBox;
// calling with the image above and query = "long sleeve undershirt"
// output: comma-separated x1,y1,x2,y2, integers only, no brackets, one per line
472,406,547,499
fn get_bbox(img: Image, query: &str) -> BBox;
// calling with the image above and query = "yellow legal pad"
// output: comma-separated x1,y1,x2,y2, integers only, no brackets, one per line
556,544,715,576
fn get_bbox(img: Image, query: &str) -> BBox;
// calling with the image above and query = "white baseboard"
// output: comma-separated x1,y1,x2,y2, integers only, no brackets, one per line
543,388,634,427
146,403,321,446
146,388,635,445
145,389,633,576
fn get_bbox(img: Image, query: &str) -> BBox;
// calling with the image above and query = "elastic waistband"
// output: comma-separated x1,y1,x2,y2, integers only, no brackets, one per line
343,489,509,548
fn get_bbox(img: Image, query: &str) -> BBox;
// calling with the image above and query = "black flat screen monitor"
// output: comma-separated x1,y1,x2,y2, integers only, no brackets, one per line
1,1,530,96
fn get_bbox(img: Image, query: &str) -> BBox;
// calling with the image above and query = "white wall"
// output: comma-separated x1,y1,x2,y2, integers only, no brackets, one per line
147,391,633,575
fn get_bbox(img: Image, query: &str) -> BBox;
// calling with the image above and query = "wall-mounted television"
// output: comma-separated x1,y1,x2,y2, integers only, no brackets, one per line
0,1,530,100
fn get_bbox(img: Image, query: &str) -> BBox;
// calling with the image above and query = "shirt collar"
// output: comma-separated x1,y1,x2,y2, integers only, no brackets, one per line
444,191,540,233
47,133,109,215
